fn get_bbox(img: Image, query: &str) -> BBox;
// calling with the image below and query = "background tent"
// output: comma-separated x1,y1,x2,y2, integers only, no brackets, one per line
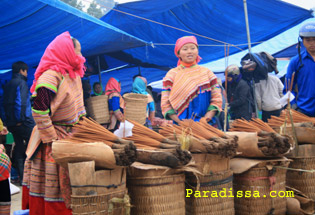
0,0,148,70
102,0,313,68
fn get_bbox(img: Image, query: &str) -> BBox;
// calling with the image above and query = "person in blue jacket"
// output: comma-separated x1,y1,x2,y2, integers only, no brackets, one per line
286,22,315,117
3,61,35,184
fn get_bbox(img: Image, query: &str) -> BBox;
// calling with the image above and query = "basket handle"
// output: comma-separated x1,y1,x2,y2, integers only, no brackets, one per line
108,194,131,215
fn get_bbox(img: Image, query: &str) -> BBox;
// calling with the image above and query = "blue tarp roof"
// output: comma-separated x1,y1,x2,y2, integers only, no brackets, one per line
0,0,148,70
102,0,313,68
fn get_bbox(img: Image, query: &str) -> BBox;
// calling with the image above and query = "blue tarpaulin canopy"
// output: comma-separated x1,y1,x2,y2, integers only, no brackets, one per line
0,0,148,70
102,0,313,68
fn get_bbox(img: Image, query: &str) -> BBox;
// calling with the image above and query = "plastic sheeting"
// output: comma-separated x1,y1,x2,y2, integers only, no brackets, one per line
0,0,148,70
102,0,313,67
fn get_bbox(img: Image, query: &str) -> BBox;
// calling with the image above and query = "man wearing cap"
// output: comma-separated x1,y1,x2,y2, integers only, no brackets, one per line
226,64,254,120
286,22,315,117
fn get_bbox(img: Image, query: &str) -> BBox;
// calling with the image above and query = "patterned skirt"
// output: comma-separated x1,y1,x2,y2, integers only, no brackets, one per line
22,143,72,215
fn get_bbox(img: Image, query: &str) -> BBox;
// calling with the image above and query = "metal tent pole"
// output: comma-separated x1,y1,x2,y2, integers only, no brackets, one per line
243,0,258,117
97,55,102,86
243,0,251,52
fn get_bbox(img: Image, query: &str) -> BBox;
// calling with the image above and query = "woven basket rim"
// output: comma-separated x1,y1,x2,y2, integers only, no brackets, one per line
128,173,184,180
71,189,126,198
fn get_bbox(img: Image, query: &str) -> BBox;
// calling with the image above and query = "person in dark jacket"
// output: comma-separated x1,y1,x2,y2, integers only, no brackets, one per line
3,61,35,183
226,64,254,120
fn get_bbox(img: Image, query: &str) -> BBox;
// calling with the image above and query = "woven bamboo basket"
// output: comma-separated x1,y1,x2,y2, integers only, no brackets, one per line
71,190,129,215
85,95,110,124
233,162,289,215
286,157,315,200
185,170,234,215
127,173,185,215
192,153,230,174
123,93,147,125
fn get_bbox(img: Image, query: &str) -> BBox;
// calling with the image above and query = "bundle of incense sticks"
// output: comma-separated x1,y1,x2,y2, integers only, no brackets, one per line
230,118,275,133
159,120,238,158
268,109,315,127
63,117,136,166
123,120,191,167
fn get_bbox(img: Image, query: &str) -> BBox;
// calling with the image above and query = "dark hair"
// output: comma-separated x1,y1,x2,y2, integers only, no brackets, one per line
93,82,101,89
133,74,142,81
72,38,78,48
12,61,28,74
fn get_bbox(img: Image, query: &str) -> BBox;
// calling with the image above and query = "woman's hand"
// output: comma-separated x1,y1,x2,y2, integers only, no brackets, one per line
204,110,217,122
168,114,181,124
0,127,8,135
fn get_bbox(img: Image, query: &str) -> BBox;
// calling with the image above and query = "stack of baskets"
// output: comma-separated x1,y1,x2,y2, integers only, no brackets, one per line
123,93,148,125
69,161,129,215
233,160,289,215
185,154,234,215
286,145,315,200
85,95,110,124
127,163,185,215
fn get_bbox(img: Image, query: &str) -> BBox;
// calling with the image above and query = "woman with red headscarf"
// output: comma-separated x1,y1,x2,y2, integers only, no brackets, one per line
161,36,222,125
22,32,86,215
105,77,124,131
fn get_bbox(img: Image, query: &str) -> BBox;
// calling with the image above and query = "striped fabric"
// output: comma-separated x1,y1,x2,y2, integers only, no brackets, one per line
32,70,86,143
23,69,86,214
162,65,222,117
0,144,11,181
0,203,10,215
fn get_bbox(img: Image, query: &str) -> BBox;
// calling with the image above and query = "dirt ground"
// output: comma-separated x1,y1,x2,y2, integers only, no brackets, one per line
10,185,22,215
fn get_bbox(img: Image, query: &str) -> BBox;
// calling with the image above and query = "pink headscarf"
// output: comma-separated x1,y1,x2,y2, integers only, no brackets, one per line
105,77,121,96
30,31,86,93
174,36,202,66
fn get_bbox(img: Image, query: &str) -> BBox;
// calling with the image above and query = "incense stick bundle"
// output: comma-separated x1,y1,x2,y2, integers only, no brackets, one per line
268,109,315,127
230,118,275,133
136,148,192,168
227,131,292,157
159,124,238,157
63,117,137,166
199,117,226,137
52,141,117,169
128,119,179,145
180,119,219,139
258,131,292,156
124,133,180,149
66,117,133,145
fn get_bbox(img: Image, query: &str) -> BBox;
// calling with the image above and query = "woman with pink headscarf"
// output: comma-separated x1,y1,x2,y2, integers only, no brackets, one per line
161,36,222,125
105,77,124,131
22,32,86,215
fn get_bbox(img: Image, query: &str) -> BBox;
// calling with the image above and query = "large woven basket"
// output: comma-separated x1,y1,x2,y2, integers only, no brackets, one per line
286,157,315,200
123,93,147,125
85,95,110,124
127,173,185,215
192,153,230,174
233,163,289,215
71,190,129,215
185,170,234,215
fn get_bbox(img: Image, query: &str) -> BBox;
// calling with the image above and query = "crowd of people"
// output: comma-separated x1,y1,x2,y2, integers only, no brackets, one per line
0,21,314,215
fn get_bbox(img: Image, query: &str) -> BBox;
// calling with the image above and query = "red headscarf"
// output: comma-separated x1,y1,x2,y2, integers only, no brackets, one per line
105,77,121,96
30,31,86,93
174,36,202,66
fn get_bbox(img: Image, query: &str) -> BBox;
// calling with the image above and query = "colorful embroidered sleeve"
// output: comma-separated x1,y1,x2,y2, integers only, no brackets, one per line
207,71,222,112
161,69,177,119
32,72,61,143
